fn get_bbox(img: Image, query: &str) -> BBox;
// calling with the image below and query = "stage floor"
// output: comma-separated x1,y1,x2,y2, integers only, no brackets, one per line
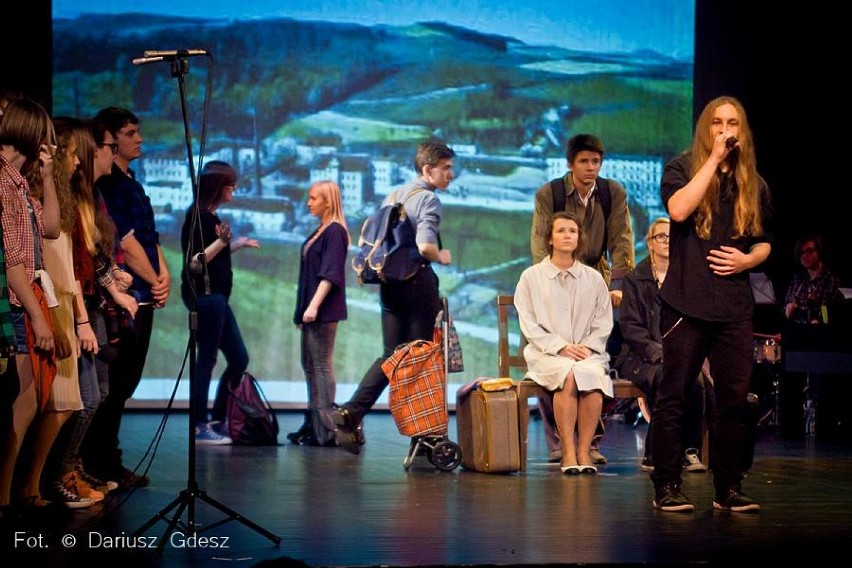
3,409,851,567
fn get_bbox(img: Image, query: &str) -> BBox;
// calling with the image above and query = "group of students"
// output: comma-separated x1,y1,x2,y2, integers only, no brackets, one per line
292,95,772,516
273,96,776,516
0,88,800,518
0,94,163,517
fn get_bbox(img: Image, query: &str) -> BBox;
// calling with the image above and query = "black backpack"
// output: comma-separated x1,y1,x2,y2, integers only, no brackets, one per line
352,188,426,285
227,372,279,446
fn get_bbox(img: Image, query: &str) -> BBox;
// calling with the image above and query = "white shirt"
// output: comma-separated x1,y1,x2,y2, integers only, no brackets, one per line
514,256,614,394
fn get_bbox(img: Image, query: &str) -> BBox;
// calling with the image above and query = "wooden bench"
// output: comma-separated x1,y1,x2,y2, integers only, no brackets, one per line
496,294,645,471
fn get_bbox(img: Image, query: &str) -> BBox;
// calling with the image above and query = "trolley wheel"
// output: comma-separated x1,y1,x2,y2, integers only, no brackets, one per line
431,441,462,471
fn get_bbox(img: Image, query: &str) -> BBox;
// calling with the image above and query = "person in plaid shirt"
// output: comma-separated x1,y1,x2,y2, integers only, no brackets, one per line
0,97,60,512
783,235,842,325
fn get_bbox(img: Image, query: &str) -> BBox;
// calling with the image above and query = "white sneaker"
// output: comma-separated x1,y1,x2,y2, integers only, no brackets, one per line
683,448,707,473
195,423,232,445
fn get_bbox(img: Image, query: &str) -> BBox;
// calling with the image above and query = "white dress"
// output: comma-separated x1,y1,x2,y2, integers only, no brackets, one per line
41,230,82,412
514,256,613,396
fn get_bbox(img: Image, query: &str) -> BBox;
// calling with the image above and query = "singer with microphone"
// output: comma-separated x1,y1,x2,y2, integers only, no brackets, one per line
649,96,772,513
180,161,259,445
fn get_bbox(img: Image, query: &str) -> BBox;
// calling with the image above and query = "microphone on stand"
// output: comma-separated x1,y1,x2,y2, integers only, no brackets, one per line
143,49,208,58
132,49,210,65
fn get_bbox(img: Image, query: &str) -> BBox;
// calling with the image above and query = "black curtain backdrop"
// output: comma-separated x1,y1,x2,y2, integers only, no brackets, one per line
7,0,850,313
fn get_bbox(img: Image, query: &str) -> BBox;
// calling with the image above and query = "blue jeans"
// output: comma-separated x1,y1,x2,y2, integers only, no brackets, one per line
192,293,249,426
57,311,109,467
301,321,338,444
344,265,441,424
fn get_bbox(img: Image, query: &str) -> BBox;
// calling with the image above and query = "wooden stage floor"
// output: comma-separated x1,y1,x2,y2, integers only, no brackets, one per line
3,409,851,567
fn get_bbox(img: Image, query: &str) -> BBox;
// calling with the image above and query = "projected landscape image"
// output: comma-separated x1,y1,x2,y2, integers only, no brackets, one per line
52,1,695,402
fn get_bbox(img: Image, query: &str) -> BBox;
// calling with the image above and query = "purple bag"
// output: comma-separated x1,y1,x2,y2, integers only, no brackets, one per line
227,372,279,445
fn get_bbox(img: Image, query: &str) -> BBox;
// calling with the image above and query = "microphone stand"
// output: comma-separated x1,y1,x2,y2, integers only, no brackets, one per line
132,54,280,550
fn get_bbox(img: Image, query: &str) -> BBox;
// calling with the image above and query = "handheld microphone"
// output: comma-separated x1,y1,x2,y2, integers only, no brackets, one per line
725,136,738,150
132,56,165,66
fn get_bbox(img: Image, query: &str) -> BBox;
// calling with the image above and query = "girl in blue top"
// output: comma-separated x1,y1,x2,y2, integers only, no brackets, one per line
290,180,349,446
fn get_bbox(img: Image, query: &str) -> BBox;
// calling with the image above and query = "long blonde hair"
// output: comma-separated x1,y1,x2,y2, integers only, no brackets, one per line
54,117,105,252
690,96,764,240
310,180,350,246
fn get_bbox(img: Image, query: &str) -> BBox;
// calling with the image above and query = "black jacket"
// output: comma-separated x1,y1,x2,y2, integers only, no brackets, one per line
615,257,662,395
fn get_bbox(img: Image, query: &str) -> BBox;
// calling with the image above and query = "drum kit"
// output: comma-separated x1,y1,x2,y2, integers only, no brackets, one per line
752,333,782,427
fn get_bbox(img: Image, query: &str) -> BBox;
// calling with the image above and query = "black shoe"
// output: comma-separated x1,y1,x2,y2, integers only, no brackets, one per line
286,424,313,445
653,483,695,512
332,408,361,455
713,487,760,513
112,466,150,491
640,456,654,473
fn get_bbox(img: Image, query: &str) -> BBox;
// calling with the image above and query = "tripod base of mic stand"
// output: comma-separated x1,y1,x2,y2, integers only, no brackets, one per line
134,484,281,551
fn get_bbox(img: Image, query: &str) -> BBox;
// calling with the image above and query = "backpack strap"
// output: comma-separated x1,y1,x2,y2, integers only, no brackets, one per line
399,187,425,204
397,186,440,251
596,177,611,221
549,176,566,214
550,175,611,220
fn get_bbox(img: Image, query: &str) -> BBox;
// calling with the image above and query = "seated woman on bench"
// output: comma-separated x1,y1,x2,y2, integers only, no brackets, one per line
514,212,613,474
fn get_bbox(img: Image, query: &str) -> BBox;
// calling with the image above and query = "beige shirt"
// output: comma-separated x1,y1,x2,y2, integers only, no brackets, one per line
514,256,613,394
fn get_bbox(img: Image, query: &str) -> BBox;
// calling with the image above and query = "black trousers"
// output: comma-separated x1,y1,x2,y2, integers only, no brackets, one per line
650,305,753,492
80,304,155,474
344,266,441,425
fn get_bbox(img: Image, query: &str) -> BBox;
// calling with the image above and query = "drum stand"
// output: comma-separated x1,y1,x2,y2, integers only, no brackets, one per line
753,336,782,429
803,373,816,436
757,361,782,428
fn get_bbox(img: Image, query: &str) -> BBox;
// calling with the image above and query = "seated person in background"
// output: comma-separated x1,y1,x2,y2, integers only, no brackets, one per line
783,235,841,325
515,212,613,475
530,134,635,465
783,234,845,439
616,217,709,473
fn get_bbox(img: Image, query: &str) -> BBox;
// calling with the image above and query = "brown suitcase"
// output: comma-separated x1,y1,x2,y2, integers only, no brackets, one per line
456,386,520,473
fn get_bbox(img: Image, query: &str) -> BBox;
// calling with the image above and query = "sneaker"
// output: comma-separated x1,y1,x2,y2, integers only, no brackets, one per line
74,475,105,503
207,420,230,437
713,488,760,513
589,448,607,465
50,472,95,509
682,448,707,473
547,450,563,463
653,483,695,512
76,462,118,493
196,422,232,445
640,456,655,473
332,408,361,455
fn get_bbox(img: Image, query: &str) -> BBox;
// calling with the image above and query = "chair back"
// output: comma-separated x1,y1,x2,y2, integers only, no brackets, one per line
497,294,528,378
